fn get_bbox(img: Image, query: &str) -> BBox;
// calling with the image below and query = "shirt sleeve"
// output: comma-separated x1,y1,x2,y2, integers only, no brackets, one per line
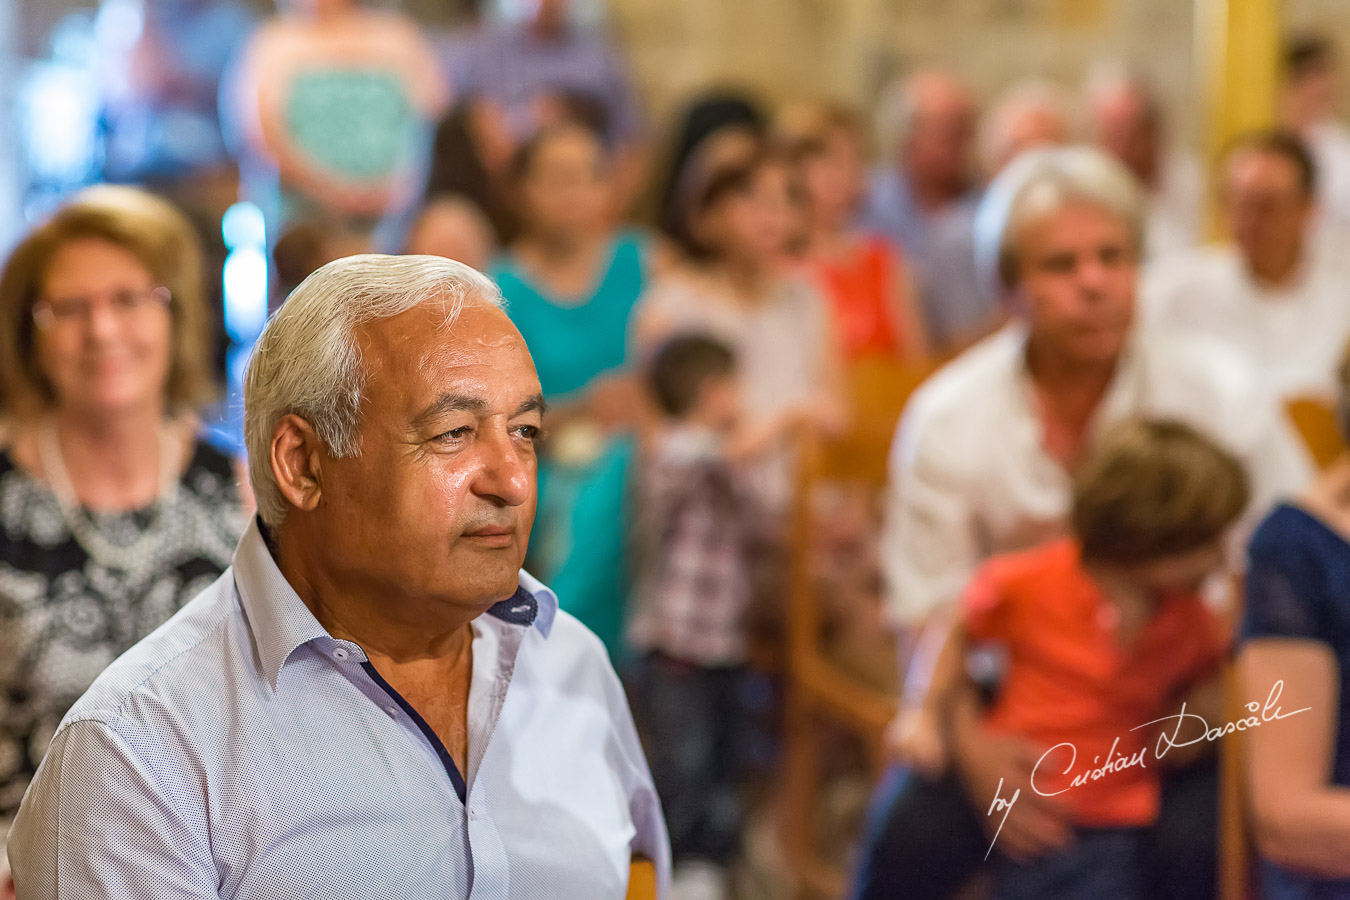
600,657,672,898
1242,536,1329,645
880,401,981,626
8,720,216,899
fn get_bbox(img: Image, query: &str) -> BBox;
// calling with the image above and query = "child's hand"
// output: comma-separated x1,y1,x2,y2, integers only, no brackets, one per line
884,707,947,778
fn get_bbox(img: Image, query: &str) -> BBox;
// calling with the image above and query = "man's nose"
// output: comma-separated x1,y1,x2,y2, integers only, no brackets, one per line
473,428,533,507
1076,255,1112,297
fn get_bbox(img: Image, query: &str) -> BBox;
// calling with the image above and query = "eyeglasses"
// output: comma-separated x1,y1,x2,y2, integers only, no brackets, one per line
32,285,172,330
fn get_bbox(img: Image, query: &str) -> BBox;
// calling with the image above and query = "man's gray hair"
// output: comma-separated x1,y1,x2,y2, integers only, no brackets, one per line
243,254,503,528
874,69,972,162
973,145,1145,300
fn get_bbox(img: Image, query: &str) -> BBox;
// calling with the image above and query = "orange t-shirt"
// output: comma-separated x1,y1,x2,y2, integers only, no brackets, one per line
813,236,904,359
962,538,1229,827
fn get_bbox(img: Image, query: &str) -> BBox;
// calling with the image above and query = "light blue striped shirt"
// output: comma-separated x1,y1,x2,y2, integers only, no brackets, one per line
7,518,669,899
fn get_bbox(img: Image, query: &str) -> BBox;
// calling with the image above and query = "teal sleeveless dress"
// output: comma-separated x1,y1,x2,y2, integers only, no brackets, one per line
492,231,649,659
274,67,425,231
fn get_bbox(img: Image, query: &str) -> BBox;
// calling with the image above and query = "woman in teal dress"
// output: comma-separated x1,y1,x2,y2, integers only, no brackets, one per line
226,0,448,243
492,121,653,657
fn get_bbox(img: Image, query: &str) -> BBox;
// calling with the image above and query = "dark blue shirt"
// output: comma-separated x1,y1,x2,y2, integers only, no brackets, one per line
1243,503,1350,900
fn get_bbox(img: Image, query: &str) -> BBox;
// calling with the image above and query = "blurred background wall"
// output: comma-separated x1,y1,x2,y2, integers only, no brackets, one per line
11,0,1350,143
5,0,1350,247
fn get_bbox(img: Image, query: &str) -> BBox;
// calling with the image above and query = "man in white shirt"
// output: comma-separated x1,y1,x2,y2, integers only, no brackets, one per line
854,147,1312,900
1085,65,1203,262
1281,34,1350,239
8,255,670,899
1143,130,1350,401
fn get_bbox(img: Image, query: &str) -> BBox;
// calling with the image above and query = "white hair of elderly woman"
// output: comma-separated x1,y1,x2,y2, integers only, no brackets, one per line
243,254,504,528
972,144,1145,304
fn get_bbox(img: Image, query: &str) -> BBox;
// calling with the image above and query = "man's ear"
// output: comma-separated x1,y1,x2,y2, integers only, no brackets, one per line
270,414,325,513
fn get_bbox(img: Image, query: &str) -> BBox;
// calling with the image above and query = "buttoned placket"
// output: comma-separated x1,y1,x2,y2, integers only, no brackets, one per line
463,617,530,900
316,620,532,899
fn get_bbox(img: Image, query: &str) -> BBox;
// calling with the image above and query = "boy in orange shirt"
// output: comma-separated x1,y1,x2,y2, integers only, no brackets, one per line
895,418,1246,899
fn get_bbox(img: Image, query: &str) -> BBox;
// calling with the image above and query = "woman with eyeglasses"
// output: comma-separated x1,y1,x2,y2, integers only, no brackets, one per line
0,186,248,842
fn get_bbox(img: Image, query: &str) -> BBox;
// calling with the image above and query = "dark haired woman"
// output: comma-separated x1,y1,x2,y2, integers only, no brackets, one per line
491,121,655,657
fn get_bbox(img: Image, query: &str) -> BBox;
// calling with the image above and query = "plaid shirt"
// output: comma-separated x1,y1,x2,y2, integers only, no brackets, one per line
628,426,771,667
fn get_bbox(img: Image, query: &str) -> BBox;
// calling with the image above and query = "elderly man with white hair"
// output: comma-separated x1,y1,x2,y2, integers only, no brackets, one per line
864,70,1001,350
851,147,1312,900
6,255,670,898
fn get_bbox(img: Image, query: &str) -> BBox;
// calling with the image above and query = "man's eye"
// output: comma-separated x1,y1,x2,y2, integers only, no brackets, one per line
434,427,473,442
513,425,541,441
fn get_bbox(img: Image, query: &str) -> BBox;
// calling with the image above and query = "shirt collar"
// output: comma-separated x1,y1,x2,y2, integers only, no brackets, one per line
232,518,561,691
232,518,331,692
1008,318,1145,434
510,569,558,638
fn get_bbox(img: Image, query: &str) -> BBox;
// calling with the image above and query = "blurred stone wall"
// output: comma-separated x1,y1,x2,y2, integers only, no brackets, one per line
606,0,1199,148
11,0,1350,155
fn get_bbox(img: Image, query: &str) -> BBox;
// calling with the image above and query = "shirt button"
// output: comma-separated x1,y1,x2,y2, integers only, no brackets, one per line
332,647,349,661
386,706,399,718
468,807,478,820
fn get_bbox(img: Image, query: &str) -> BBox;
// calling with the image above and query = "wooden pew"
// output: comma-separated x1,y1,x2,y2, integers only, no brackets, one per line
780,356,939,898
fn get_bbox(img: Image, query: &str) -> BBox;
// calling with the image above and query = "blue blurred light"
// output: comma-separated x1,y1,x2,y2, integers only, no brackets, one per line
223,246,268,344
221,201,266,251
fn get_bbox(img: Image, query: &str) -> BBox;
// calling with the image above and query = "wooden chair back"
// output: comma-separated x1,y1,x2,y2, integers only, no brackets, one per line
626,858,656,900
781,354,940,898
1286,397,1346,470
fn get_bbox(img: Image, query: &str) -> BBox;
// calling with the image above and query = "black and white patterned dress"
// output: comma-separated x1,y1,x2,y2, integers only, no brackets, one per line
0,442,245,817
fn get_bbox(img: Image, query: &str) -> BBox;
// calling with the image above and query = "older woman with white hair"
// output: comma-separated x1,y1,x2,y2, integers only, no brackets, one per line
8,253,669,898
0,187,247,846
852,146,1312,900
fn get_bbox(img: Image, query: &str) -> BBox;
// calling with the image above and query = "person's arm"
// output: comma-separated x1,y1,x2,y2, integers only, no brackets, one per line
808,284,850,439
629,279,684,358
878,405,983,760
948,683,1074,861
887,557,1014,775
883,605,964,775
390,17,451,120
879,400,980,631
592,635,672,897
885,249,930,360
1240,638,1350,877
8,721,216,898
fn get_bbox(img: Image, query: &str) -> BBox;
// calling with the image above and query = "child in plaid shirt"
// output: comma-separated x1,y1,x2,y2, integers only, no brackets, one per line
628,334,776,898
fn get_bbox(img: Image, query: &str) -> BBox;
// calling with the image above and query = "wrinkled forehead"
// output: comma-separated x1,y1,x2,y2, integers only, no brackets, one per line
358,300,538,401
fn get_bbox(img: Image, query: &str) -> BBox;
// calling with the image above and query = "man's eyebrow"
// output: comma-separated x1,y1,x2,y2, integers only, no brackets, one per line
411,393,488,428
515,394,548,417
410,392,547,428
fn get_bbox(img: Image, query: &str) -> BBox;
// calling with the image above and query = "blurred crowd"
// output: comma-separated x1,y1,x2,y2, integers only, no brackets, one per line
7,1,1350,899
